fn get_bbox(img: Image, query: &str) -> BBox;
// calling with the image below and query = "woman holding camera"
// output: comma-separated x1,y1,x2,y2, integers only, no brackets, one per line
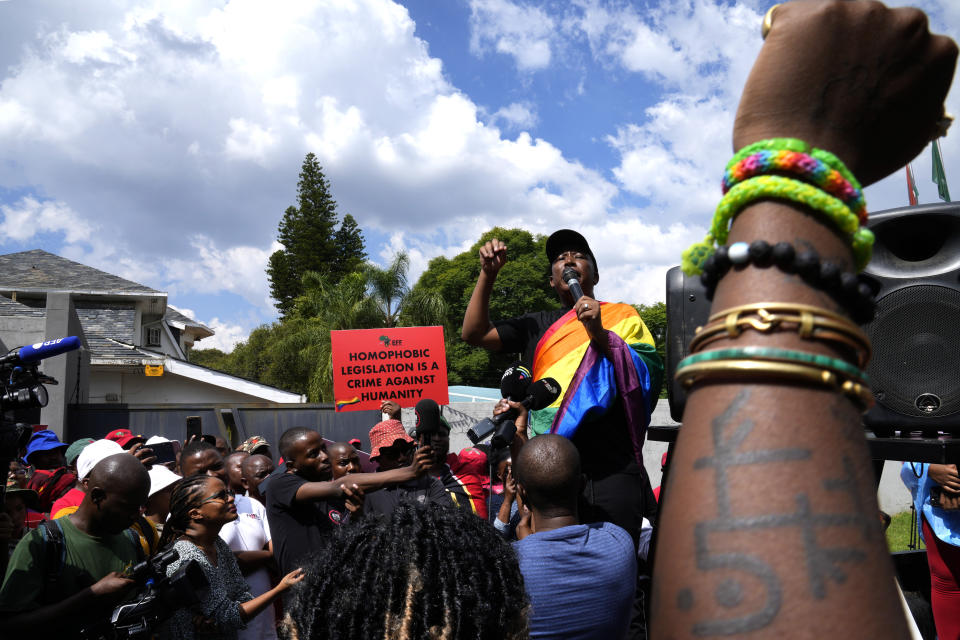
158,475,304,640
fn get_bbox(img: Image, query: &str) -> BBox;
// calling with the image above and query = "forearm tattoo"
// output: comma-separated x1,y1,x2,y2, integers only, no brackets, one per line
673,390,875,636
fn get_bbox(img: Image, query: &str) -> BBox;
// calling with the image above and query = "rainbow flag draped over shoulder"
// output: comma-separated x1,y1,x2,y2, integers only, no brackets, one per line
529,302,662,464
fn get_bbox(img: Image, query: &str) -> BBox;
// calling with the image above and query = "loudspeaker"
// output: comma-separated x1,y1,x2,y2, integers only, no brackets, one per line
665,202,960,431
665,266,710,422
861,202,960,432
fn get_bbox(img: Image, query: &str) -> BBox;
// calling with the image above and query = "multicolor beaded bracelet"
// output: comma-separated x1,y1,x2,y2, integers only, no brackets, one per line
681,175,875,275
723,138,866,222
723,149,867,223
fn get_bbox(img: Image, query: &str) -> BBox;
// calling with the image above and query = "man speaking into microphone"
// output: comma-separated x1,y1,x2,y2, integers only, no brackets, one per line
461,229,663,546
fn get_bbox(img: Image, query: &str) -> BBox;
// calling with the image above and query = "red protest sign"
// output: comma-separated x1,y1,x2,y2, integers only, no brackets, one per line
331,326,448,412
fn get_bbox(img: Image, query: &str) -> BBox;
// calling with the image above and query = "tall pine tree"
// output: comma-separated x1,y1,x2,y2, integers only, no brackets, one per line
267,153,366,315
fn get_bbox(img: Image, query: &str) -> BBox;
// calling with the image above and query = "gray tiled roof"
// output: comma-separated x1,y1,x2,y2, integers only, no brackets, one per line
0,294,44,317
166,306,211,332
85,336,163,361
76,305,161,361
0,249,161,294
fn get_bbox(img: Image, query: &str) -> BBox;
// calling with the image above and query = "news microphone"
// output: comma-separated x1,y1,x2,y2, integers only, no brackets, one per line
562,267,584,302
1,336,81,365
500,362,532,402
467,377,562,445
414,398,442,439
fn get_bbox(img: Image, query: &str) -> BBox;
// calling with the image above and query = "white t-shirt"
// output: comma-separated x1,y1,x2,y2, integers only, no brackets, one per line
219,494,276,640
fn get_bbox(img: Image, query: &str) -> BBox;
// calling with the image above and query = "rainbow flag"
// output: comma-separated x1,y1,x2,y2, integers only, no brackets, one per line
530,302,662,463
335,396,360,411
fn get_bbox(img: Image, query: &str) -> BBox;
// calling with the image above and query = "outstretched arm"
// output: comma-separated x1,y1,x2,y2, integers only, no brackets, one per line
294,446,434,501
652,2,956,638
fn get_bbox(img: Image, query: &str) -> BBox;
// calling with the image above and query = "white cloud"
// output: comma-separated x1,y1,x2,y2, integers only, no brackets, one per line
193,317,248,352
491,102,538,130
469,0,556,70
0,196,94,245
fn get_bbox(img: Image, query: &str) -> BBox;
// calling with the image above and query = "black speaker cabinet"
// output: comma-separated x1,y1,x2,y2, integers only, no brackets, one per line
861,202,960,433
666,202,960,432
665,266,710,422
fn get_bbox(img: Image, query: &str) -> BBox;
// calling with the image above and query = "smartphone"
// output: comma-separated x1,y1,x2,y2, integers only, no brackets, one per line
151,440,181,465
186,416,202,442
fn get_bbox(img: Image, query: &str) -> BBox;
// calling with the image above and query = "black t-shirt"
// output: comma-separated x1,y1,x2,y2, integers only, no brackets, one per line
493,308,566,366
364,475,451,517
266,471,344,575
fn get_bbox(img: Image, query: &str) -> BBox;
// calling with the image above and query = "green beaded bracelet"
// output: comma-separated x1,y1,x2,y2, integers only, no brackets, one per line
676,346,869,383
681,175,874,275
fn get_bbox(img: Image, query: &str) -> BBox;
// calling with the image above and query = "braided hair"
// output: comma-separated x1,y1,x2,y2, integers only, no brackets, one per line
284,503,528,640
157,474,212,551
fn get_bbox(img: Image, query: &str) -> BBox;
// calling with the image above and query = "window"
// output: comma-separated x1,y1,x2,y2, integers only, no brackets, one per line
146,327,162,346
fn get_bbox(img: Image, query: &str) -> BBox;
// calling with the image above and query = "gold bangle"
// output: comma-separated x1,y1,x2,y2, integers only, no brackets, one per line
761,3,780,40
690,305,871,367
675,359,874,410
706,301,851,326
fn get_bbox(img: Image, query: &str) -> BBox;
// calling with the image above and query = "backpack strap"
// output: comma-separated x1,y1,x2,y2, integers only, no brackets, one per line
37,519,66,603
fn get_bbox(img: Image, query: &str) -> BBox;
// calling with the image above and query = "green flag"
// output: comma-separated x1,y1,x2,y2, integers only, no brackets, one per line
932,139,951,202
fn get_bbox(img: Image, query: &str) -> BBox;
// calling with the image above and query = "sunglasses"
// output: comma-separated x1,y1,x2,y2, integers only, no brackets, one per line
199,489,234,506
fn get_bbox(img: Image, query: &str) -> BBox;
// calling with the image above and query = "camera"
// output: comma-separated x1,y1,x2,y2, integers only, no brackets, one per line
1,337,82,497
468,417,517,449
80,548,209,640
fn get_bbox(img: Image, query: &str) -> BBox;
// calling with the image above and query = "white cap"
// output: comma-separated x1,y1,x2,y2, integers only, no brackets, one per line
77,439,125,480
148,465,181,497
144,435,171,445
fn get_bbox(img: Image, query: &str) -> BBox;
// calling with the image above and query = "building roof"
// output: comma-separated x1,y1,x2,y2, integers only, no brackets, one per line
0,294,45,317
0,249,162,295
166,306,213,337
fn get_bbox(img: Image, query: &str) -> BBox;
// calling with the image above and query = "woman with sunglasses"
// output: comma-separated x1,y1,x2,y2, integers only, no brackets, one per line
158,475,304,640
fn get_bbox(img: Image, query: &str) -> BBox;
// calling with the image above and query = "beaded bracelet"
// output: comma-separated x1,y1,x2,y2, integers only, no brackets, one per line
697,240,876,323
676,346,869,383
689,304,872,367
674,359,874,410
681,175,874,276
724,138,866,221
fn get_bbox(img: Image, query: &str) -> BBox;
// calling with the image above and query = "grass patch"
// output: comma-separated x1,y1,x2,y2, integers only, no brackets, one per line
887,510,924,552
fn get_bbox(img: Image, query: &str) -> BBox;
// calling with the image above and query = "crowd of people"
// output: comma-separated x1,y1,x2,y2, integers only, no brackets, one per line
2,1,959,638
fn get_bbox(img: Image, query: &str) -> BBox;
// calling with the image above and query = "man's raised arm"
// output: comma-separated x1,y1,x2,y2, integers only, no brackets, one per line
461,238,507,350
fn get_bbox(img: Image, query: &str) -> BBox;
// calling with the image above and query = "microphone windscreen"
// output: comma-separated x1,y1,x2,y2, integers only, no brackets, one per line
527,378,562,411
500,362,532,401
18,336,82,363
414,398,441,436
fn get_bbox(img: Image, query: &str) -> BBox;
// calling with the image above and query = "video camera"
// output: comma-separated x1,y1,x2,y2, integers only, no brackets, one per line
0,337,83,498
80,547,210,640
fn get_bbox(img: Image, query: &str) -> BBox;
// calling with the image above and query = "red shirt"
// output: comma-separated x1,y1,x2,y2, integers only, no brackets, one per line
50,487,85,519
27,467,77,514
443,448,490,520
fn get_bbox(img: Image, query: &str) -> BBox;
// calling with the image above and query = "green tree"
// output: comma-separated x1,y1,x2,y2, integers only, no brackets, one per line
267,153,366,315
634,301,667,398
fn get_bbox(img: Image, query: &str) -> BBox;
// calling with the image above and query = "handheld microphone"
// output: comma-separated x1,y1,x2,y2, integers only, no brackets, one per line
562,267,584,302
500,362,532,402
414,398,442,440
467,377,562,445
1,336,81,365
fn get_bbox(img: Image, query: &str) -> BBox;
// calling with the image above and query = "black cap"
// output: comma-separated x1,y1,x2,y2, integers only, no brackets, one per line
545,229,596,270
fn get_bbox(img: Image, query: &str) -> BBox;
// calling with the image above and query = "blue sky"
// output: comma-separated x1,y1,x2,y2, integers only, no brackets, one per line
0,0,957,351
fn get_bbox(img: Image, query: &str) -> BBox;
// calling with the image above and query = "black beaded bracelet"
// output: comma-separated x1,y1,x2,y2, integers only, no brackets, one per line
699,240,876,323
